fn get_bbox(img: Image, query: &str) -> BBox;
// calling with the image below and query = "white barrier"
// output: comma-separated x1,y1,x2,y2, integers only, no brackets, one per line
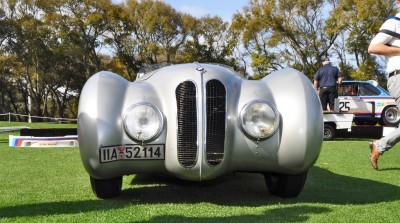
9,135,79,147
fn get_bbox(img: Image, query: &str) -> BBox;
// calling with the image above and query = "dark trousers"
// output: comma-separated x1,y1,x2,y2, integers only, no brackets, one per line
319,86,337,111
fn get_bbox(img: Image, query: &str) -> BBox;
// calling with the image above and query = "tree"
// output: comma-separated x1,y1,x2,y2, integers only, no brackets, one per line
180,15,237,67
39,0,112,88
102,2,139,81
332,0,395,81
0,6,11,50
125,0,187,65
3,0,52,120
0,0,114,120
1,0,395,121
231,0,345,79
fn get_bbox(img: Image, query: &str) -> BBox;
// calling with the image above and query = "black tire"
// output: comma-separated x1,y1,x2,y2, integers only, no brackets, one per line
381,106,400,127
264,172,307,198
323,124,335,140
90,176,123,199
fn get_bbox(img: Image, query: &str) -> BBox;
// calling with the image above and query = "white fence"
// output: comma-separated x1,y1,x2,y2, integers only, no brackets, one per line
0,112,77,123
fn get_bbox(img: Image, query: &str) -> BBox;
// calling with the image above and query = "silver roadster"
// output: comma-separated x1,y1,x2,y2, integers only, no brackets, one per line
78,63,323,199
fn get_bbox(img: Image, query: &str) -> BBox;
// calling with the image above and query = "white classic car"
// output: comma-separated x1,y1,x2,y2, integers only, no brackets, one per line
337,80,400,126
78,63,323,199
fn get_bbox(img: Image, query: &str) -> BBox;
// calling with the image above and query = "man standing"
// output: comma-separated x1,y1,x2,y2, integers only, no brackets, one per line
368,0,400,170
313,57,343,111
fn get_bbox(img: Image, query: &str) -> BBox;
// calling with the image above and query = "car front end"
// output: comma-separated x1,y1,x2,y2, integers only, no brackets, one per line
78,63,323,198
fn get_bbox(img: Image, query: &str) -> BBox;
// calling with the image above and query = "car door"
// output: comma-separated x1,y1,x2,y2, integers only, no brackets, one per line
338,83,375,117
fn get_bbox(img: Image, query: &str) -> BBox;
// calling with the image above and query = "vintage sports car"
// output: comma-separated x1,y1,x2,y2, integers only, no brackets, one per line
78,63,323,199
337,80,400,126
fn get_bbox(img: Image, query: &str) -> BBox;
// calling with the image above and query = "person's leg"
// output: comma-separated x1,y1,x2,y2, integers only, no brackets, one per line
376,75,400,152
319,88,328,110
376,127,400,152
327,87,337,111
370,106,400,170
370,75,400,170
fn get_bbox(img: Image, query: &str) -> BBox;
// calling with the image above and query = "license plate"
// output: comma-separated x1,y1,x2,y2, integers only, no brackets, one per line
99,144,165,163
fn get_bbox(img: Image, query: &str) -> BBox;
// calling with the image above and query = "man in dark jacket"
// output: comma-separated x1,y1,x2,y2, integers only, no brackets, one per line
313,57,343,111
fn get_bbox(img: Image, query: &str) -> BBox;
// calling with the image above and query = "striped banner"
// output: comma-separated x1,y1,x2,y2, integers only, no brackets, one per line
9,135,79,147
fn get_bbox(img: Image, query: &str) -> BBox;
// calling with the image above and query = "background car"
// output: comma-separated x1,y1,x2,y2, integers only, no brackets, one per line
337,80,400,126
78,63,323,199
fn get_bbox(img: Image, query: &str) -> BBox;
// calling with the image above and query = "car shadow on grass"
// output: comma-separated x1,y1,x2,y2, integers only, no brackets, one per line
121,167,400,206
0,167,399,220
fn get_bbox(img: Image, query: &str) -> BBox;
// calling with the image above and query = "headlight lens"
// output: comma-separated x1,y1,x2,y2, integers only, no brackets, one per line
123,103,163,142
240,101,279,140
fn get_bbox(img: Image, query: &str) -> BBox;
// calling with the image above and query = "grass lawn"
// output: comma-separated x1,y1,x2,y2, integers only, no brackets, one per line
0,122,399,222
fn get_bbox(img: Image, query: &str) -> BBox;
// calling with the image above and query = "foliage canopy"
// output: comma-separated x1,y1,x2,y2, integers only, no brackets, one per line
0,0,395,119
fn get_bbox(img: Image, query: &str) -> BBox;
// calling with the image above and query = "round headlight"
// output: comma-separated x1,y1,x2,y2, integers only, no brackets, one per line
239,101,279,140
123,103,163,142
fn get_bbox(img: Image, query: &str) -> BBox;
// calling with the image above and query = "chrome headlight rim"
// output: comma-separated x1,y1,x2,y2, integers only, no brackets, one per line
239,100,280,141
123,102,164,143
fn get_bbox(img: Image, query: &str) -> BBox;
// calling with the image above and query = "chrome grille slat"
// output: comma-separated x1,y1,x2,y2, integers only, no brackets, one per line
176,81,197,167
206,80,226,166
176,79,226,168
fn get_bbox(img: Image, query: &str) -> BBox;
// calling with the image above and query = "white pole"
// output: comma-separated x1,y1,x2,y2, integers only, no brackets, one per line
28,97,31,123
27,83,32,123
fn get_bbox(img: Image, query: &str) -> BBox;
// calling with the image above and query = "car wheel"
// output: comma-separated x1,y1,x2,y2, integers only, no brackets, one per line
264,172,307,198
381,106,400,127
323,124,335,141
90,176,123,199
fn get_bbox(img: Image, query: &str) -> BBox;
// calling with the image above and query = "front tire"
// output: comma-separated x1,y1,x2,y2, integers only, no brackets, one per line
381,106,400,127
90,176,123,199
264,172,307,198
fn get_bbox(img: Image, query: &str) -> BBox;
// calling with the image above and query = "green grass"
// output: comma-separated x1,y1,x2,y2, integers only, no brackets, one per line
0,123,399,222
0,121,76,129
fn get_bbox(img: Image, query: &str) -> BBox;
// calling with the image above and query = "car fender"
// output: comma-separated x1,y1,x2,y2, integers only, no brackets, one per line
261,68,323,173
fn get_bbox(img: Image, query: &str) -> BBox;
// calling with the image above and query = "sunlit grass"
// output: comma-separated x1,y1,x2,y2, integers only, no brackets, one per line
0,123,399,222
0,121,76,129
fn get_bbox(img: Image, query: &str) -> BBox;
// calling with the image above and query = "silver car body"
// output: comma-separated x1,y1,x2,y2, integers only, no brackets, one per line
78,63,323,185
